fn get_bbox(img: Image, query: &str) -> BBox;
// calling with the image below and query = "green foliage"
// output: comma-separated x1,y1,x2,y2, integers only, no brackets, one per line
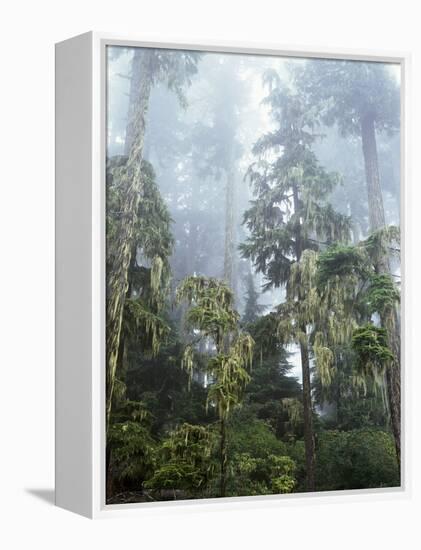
177,275,255,496
312,343,389,431
177,276,254,418
230,453,296,496
240,81,351,290
242,272,265,325
108,421,157,483
206,333,254,420
177,276,239,347
176,275,235,311
107,159,173,362
313,332,335,387
135,161,174,270
249,312,283,361
352,324,394,376
317,244,368,286
242,317,302,437
125,334,213,434
226,410,297,496
362,225,400,266
123,298,169,356
145,423,216,496
105,52,401,504
111,398,152,425
365,274,400,316
152,50,201,107
282,398,304,432
107,159,173,292
316,430,400,490
228,410,287,459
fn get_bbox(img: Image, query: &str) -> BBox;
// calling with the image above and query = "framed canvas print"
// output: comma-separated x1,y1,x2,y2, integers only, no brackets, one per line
55,32,409,518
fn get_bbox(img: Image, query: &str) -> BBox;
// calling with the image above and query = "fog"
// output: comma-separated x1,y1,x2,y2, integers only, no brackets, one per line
105,46,402,502
107,48,400,383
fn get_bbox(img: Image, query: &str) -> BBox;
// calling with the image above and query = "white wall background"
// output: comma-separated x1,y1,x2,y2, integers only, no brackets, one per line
0,0,419,547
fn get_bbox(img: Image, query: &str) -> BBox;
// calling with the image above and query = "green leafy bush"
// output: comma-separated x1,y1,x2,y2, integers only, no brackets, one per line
316,429,399,490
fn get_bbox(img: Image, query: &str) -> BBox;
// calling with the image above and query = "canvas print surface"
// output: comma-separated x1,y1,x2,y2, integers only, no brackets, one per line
105,46,401,504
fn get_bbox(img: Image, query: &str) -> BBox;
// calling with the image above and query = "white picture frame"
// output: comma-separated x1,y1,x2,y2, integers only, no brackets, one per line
55,31,411,519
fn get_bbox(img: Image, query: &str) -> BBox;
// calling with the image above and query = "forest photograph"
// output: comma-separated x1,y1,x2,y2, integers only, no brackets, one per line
105,45,401,505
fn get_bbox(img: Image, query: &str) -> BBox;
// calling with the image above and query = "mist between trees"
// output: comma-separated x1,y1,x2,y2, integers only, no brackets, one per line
105,46,401,504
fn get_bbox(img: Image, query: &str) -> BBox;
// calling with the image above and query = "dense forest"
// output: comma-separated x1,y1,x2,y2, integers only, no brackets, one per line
105,47,401,504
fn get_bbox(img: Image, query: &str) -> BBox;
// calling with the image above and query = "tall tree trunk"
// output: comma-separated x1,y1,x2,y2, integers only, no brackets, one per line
382,308,401,463
292,182,316,491
361,114,386,231
220,417,227,497
300,332,316,491
222,161,235,496
124,51,149,155
106,445,114,501
223,161,236,294
106,50,154,428
360,113,401,463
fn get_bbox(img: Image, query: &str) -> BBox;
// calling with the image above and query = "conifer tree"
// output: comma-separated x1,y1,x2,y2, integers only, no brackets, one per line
106,49,199,424
294,61,401,461
241,75,350,490
242,271,264,325
176,276,254,496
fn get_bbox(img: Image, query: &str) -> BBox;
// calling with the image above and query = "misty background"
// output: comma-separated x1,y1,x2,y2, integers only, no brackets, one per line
107,49,400,382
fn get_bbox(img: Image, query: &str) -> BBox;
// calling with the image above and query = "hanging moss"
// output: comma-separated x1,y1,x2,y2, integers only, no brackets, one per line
112,378,127,406
317,244,368,287
362,225,400,264
145,423,216,495
206,334,253,420
181,345,194,390
123,298,169,356
176,276,235,311
250,312,282,363
307,203,352,244
177,276,239,347
282,398,303,430
352,324,394,378
313,332,335,386
365,273,400,316
150,255,164,295
177,275,254,421
107,421,157,482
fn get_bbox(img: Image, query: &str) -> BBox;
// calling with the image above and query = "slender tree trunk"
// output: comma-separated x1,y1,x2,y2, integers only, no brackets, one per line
124,51,149,155
221,160,236,495
222,158,237,357
292,182,316,491
106,50,154,428
220,417,227,497
106,445,114,501
300,332,316,492
382,308,401,463
360,113,401,464
361,114,386,231
223,161,236,294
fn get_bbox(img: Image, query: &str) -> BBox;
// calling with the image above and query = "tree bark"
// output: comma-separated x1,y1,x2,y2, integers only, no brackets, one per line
382,308,401,463
300,332,316,492
223,161,236,295
360,112,401,464
220,417,227,497
106,445,115,501
292,182,316,491
106,50,154,428
124,51,149,155
361,114,386,232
